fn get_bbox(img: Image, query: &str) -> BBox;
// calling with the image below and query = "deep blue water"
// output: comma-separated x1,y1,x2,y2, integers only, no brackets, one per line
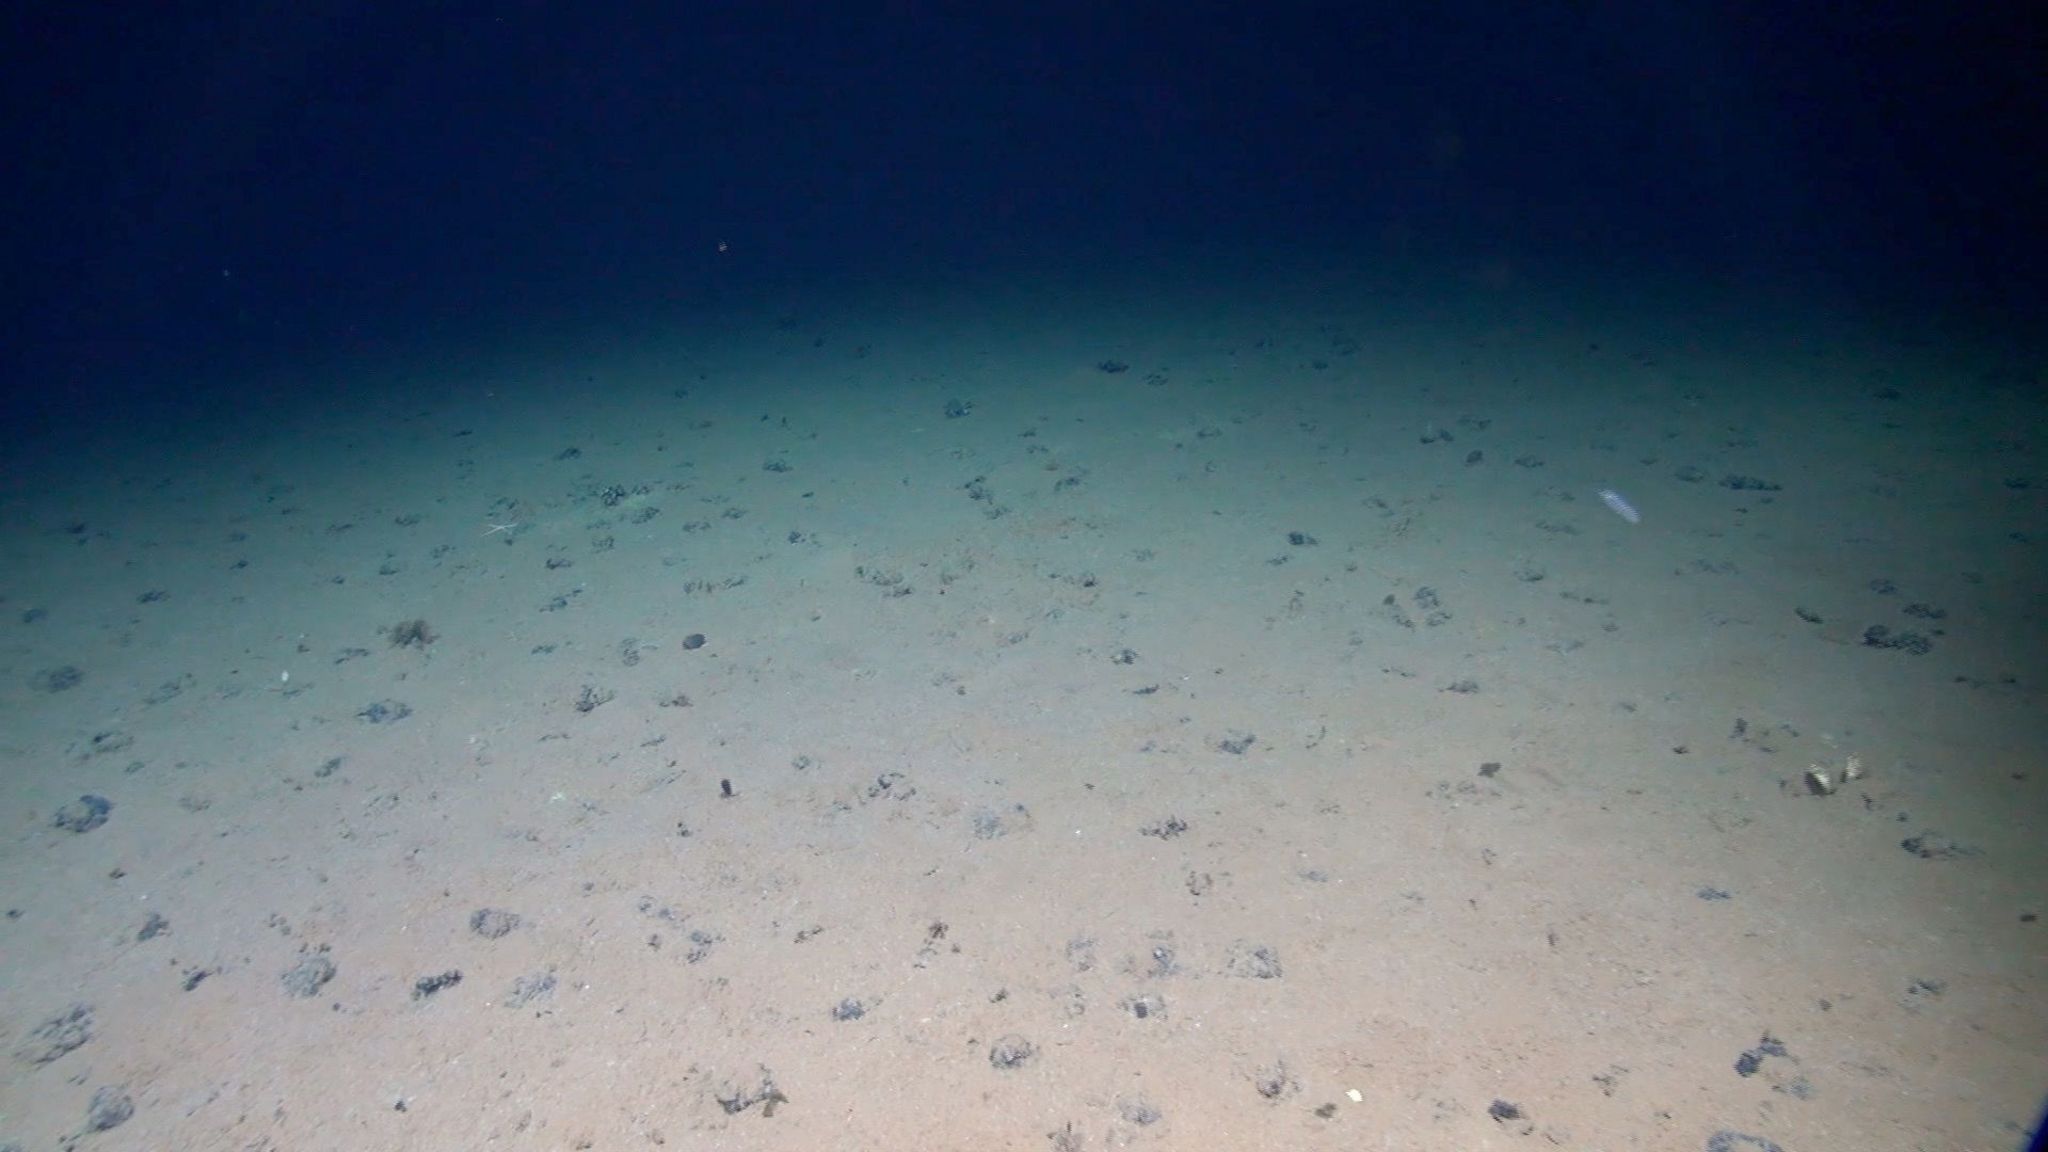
4,3,2039,412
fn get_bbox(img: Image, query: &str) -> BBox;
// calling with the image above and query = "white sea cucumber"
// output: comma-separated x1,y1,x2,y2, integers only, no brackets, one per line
1598,488,1641,524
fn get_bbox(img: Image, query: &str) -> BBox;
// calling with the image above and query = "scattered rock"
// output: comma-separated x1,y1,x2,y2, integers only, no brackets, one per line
52,794,112,833
1122,993,1166,1021
1733,1033,1790,1077
1705,1131,1786,1152
1901,833,1976,860
32,665,82,693
1117,1097,1162,1126
1253,1061,1300,1099
356,700,413,724
470,908,521,939
282,952,337,999
85,1086,134,1132
503,971,556,1008
14,1003,93,1065
1903,977,1946,1010
715,1066,785,1114
1862,625,1932,654
413,970,463,1000
971,804,1031,839
86,730,134,757
988,1034,1037,1069
1140,816,1188,840
1225,942,1283,980
384,618,435,648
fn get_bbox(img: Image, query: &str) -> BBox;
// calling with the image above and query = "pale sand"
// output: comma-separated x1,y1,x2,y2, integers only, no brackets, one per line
2,264,2042,1150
